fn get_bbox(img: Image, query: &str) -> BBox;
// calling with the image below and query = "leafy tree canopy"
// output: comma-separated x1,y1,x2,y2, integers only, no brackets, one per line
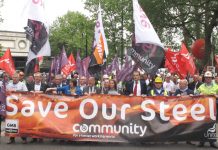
50,11,94,58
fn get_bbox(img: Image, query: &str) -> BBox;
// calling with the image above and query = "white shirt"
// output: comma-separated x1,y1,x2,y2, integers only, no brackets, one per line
34,82,41,91
163,80,175,93
6,81,28,91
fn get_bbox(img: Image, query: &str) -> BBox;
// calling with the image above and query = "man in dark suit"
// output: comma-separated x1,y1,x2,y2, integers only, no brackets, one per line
27,72,47,143
83,77,101,95
188,74,202,93
125,71,147,96
27,72,48,93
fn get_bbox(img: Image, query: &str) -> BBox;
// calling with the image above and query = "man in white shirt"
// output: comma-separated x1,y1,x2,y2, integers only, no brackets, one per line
6,72,28,144
7,73,28,92
163,73,175,95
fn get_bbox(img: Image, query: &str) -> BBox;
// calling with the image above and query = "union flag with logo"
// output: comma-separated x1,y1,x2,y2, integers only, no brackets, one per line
62,53,76,75
88,4,108,75
0,48,16,77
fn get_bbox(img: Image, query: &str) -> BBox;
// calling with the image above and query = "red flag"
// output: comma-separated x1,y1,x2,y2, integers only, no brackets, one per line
164,57,176,73
62,53,76,75
165,48,187,79
0,48,16,77
179,43,196,76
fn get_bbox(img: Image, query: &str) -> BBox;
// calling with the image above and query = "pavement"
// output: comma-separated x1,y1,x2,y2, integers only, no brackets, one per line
0,121,218,150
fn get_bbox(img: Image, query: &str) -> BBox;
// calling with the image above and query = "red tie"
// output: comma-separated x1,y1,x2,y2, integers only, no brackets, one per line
133,81,138,96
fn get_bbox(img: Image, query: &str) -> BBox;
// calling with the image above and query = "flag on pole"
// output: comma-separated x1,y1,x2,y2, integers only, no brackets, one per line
81,56,91,77
76,51,82,75
88,4,108,75
58,46,69,74
25,58,38,75
24,0,51,66
0,48,16,77
130,0,165,76
165,48,187,78
62,53,76,75
104,56,119,75
165,57,177,74
179,43,196,76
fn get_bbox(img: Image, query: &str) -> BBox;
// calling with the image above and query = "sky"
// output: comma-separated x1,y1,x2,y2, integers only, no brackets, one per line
0,0,89,32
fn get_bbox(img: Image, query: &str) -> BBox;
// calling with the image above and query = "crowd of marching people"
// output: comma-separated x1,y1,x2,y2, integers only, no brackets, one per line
0,69,218,147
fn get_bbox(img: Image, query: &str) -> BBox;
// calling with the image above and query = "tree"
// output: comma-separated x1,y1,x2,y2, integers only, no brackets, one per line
85,0,133,64
49,11,94,58
139,0,218,67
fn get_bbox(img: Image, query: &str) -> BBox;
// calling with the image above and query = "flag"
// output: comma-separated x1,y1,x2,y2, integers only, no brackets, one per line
164,57,177,74
88,4,108,75
62,53,76,75
179,43,196,76
24,0,51,66
54,56,61,75
104,56,119,75
76,51,82,75
165,48,187,78
58,46,69,74
81,56,91,77
25,58,38,75
0,48,16,77
117,56,135,82
48,57,55,83
130,0,165,76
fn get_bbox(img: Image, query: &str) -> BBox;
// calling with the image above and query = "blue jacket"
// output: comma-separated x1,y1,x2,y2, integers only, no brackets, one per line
57,85,83,96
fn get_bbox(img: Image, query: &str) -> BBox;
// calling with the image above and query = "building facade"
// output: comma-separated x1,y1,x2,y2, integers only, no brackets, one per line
0,30,29,71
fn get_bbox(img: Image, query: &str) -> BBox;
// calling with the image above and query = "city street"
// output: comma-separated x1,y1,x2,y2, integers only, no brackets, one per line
0,122,217,150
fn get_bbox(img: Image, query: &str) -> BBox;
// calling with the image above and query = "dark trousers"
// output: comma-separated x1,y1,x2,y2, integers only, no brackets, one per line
10,137,27,141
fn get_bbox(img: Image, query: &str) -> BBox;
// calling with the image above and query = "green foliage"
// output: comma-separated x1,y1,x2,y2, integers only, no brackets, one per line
85,0,133,63
139,0,218,67
50,0,218,70
49,11,94,58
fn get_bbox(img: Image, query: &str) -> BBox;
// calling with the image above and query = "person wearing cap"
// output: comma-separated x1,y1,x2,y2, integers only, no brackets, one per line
197,71,218,95
148,77,168,96
196,71,218,148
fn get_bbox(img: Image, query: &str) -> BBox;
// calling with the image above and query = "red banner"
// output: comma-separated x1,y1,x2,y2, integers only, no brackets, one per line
5,92,216,142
